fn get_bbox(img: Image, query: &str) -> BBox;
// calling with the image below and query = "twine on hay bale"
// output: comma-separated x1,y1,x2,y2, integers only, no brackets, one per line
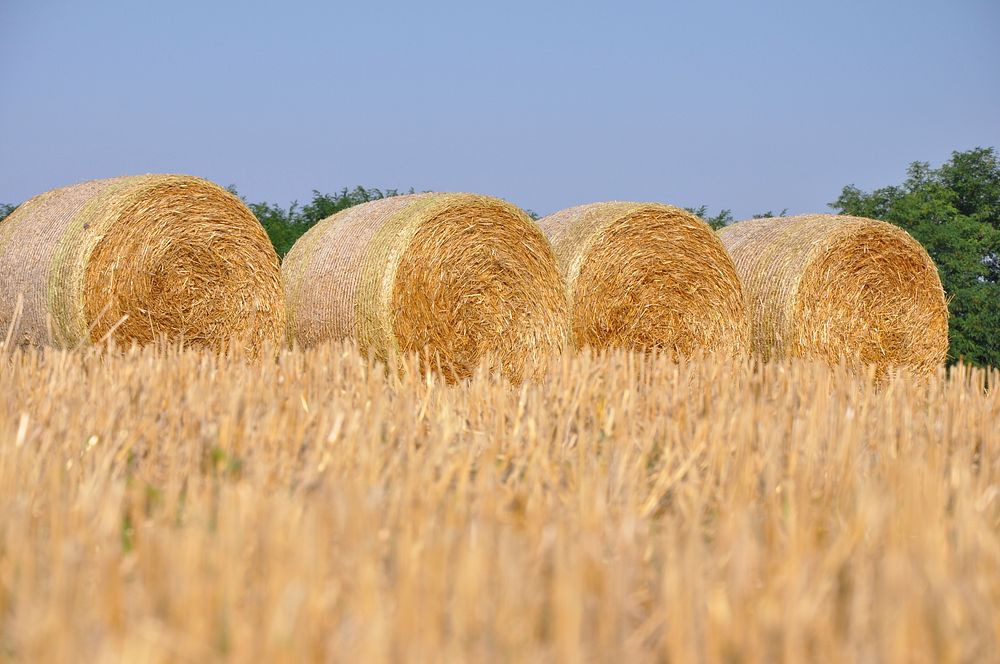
718,214,949,375
282,193,568,382
537,202,749,355
0,175,285,354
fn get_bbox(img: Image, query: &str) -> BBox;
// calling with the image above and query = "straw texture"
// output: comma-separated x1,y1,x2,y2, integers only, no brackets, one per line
0,175,285,353
718,214,949,375
283,193,568,382
538,202,749,355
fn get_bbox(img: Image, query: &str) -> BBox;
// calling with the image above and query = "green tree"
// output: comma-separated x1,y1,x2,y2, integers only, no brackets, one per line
831,147,1000,368
685,206,733,230
687,206,789,228
751,209,788,219
298,187,402,227
0,203,15,222
247,200,303,259
231,186,407,258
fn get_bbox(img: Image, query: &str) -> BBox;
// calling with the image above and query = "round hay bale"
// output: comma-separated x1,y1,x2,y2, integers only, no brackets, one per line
717,214,949,374
282,193,568,382
0,175,285,353
537,202,749,355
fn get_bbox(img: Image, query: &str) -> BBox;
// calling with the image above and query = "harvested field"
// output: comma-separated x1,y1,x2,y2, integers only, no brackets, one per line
0,344,997,663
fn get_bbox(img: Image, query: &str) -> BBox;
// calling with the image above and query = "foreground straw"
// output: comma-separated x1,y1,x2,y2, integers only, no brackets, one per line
0,175,285,354
2,344,996,662
538,202,749,355
718,213,948,374
282,193,568,382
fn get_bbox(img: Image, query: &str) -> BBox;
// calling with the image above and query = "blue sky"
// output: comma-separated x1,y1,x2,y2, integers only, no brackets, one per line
1,0,998,219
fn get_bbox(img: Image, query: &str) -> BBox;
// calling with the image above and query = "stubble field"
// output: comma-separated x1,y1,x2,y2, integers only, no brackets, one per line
0,345,997,663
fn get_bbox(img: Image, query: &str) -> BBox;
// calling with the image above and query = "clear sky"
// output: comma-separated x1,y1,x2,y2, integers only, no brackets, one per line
1,0,998,219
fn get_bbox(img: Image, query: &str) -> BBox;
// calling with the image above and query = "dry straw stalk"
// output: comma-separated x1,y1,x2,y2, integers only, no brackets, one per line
0,344,996,662
282,193,568,382
718,214,949,375
538,202,749,355
0,175,285,354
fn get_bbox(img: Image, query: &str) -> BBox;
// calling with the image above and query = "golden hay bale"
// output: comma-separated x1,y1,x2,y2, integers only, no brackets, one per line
537,202,749,355
0,175,285,353
282,193,568,382
718,214,949,374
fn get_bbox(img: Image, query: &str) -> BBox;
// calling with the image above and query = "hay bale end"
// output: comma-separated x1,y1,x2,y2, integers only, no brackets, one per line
282,193,568,382
538,201,749,356
0,175,285,353
718,213,948,375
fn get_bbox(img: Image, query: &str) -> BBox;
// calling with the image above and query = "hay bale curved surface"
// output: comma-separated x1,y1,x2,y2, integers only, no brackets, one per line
0,175,285,353
282,193,568,382
718,214,948,374
538,202,749,355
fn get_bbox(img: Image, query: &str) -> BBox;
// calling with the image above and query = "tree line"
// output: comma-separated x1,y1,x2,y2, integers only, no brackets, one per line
2,147,997,367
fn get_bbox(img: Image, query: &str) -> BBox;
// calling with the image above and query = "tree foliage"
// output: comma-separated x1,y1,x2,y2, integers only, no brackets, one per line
831,147,1000,368
233,186,407,257
687,206,788,228
0,203,15,223
685,206,734,230
752,209,788,219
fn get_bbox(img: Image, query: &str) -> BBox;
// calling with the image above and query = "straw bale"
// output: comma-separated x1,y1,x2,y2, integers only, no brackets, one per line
538,202,749,355
718,214,948,374
0,175,285,353
282,193,568,382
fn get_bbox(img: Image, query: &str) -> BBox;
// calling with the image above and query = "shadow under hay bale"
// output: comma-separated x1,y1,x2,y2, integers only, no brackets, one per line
282,193,568,383
718,214,949,375
0,175,286,354
538,202,749,356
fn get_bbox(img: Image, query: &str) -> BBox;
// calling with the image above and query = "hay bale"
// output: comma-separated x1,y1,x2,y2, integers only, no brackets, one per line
282,193,568,382
537,202,749,355
0,175,285,353
718,214,948,374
